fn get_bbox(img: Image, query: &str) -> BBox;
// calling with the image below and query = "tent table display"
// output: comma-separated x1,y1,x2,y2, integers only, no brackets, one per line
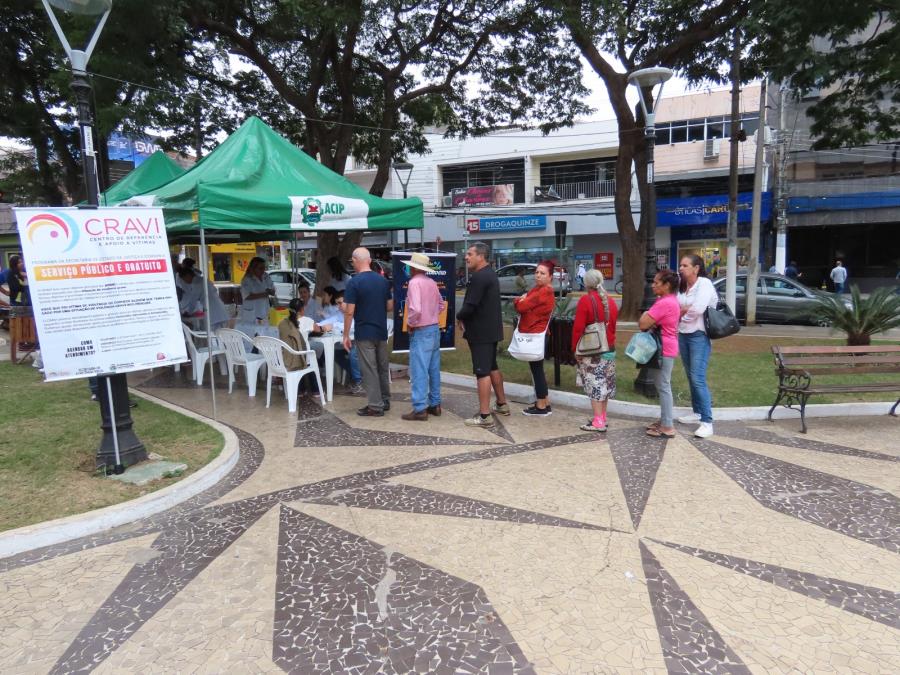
120,116,423,417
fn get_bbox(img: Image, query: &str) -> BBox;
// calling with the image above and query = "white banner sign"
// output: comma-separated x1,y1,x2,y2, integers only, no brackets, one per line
14,207,187,381
289,195,369,231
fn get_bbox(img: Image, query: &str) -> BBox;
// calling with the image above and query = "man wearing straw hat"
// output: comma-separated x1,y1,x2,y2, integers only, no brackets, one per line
401,252,445,421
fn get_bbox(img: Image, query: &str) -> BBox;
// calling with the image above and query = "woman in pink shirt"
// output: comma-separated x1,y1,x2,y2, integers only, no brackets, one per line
638,269,681,438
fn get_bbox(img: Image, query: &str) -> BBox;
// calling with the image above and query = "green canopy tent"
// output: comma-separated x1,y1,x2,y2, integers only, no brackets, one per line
124,116,423,242
101,150,185,206
122,116,424,419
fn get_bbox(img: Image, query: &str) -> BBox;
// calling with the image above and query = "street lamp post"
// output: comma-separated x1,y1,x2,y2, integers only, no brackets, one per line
628,66,673,398
393,161,414,249
43,0,147,471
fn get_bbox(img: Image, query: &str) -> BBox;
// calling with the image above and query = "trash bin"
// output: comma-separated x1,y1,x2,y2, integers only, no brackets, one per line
547,317,576,386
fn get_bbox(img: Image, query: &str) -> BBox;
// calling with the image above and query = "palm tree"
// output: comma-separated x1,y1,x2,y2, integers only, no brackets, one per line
813,285,900,345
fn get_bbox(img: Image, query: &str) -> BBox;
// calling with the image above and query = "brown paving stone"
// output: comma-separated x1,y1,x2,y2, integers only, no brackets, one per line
0,375,897,673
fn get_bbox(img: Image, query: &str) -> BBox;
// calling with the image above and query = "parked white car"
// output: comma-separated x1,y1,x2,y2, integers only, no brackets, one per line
269,268,316,304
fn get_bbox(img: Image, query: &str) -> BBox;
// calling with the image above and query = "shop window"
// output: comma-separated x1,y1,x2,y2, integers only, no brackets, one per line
688,122,705,142
670,122,688,144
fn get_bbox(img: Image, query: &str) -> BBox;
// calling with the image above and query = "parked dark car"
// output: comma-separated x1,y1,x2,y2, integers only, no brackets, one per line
712,273,850,326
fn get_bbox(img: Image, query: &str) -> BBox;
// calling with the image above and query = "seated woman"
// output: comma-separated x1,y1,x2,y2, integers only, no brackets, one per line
277,298,323,396
318,286,342,324
177,267,229,330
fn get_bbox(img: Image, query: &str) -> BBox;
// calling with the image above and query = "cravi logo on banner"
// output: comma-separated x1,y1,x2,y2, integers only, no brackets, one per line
25,211,81,253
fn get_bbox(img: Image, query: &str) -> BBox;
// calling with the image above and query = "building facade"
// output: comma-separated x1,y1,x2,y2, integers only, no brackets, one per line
341,84,767,286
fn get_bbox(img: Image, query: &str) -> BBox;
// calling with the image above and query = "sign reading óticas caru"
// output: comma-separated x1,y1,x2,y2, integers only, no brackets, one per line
13,207,187,382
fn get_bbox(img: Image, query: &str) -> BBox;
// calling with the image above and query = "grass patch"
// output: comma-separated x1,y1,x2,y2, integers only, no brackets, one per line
0,362,223,532
392,326,900,408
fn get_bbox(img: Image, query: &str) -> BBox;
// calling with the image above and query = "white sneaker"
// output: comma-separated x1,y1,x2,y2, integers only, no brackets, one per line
694,422,714,438
677,412,701,425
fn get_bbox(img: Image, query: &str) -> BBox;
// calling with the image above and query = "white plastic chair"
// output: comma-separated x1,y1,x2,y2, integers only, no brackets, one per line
216,328,267,396
252,335,325,412
182,323,227,386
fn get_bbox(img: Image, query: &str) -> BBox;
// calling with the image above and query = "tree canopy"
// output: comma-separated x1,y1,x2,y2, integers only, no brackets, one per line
755,2,898,148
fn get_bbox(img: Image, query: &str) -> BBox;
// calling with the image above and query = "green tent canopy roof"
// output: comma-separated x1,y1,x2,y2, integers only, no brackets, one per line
125,116,423,240
101,150,185,206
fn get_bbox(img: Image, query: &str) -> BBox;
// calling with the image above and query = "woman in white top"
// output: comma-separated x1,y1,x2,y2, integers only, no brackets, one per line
326,257,348,292
239,257,275,324
177,268,229,329
676,254,719,438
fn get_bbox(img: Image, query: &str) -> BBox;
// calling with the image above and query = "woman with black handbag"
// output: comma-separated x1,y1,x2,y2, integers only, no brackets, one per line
677,255,719,438
571,269,618,432
639,270,681,438
513,260,556,416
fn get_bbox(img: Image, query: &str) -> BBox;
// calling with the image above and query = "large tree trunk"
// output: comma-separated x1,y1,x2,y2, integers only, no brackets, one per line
612,113,647,320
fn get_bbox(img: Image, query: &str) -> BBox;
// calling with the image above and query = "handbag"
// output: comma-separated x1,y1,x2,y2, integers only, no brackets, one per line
575,292,611,357
704,301,740,339
508,325,548,362
508,306,553,363
625,331,658,365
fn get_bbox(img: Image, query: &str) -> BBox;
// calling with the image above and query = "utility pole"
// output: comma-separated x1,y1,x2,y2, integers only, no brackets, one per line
746,77,767,326
774,83,789,273
724,27,741,314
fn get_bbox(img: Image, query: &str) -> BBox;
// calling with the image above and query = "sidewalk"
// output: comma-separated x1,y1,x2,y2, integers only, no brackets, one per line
0,368,897,673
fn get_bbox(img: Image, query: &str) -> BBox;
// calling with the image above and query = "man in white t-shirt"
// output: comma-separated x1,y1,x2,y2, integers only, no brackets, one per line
830,260,848,294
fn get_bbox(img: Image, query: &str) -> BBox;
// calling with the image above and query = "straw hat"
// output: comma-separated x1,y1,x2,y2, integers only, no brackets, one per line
404,252,433,273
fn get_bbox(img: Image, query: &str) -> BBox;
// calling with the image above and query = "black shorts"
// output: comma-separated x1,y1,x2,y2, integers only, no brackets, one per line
469,342,499,378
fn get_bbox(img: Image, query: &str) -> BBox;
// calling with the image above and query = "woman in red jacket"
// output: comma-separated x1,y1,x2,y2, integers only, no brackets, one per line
571,268,618,431
513,260,557,415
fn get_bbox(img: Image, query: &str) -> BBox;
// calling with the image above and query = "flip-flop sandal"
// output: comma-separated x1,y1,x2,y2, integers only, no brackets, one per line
646,420,661,431
646,428,675,438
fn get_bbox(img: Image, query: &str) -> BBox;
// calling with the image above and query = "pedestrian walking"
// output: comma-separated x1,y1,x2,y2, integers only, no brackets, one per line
513,260,556,415
830,260,848,293
572,269,618,432
576,262,586,291
639,270,680,438
401,252,444,421
677,254,719,438
344,247,393,416
784,260,801,280
456,241,508,427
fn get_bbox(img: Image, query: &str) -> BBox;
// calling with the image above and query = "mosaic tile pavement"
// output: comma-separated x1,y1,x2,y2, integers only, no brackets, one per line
0,373,897,673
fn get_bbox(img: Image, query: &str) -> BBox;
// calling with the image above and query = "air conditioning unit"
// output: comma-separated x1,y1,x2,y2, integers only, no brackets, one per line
441,195,453,207
703,137,721,160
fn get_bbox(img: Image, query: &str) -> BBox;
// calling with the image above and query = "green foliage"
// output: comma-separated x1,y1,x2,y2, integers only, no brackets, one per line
754,3,899,148
812,285,900,345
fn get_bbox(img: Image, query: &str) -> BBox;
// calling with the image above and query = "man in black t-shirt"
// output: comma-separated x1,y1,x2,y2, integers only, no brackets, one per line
456,242,508,427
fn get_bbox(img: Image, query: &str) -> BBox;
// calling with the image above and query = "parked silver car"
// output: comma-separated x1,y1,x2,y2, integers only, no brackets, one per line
712,273,849,325
496,263,570,296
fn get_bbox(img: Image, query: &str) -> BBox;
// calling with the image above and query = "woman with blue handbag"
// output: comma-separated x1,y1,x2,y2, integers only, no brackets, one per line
639,270,681,438
513,260,556,416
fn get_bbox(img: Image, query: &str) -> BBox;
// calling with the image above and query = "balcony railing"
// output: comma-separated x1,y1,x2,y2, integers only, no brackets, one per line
548,179,616,200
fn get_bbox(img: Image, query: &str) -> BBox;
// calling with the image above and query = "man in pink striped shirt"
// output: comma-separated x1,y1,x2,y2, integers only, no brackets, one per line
402,253,445,421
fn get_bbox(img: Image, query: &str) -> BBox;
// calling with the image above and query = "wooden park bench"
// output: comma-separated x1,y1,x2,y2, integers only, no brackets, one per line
768,345,900,433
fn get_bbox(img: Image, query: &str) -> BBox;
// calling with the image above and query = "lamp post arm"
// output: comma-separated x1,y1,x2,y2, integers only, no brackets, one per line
83,9,111,66
41,0,74,61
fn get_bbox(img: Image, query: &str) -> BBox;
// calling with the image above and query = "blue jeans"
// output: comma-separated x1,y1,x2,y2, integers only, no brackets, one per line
335,345,362,383
678,331,713,423
409,324,441,412
834,282,845,294
656,356,675,428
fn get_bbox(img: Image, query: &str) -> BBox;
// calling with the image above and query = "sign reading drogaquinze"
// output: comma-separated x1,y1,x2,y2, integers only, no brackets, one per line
14,207,187,382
